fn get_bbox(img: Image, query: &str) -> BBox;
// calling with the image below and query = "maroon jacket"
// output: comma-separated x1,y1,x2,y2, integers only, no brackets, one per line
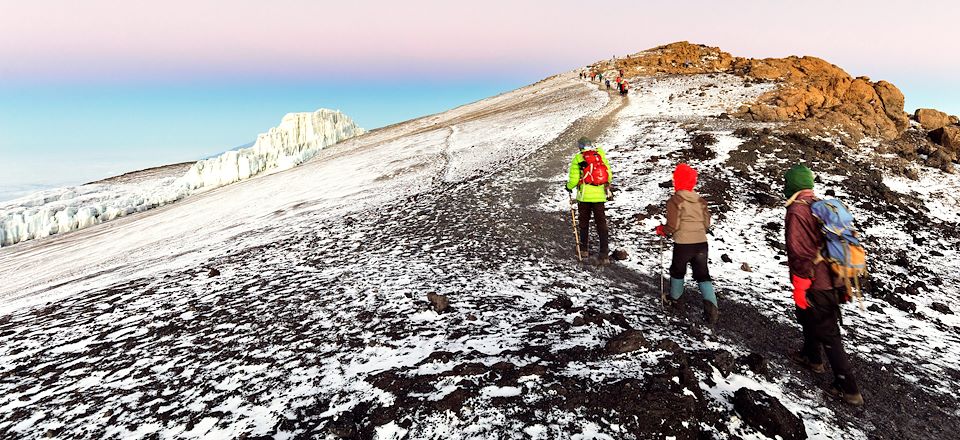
785,190,834,291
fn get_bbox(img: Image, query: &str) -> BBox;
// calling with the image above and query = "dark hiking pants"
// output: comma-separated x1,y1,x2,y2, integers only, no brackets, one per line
796,289,859,394
669,242,711,282
578,202,609,256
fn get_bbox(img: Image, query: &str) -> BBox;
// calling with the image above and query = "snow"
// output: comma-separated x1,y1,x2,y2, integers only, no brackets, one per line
0,109,364,248
1,71,957,438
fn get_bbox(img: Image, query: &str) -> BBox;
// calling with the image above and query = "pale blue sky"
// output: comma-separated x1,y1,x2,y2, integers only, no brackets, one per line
0,0,957,198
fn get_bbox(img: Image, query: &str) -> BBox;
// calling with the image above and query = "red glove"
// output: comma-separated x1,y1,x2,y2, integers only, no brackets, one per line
791,275,812,309
655,225,666,237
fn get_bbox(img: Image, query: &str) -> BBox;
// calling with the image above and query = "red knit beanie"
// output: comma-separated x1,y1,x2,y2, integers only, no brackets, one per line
673,163,697,191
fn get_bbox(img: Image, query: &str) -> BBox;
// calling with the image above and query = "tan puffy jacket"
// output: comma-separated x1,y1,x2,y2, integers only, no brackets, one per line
665,190,710,244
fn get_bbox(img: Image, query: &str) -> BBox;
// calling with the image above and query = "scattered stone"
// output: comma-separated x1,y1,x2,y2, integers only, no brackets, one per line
691,133,718,148
543,294,574,311
885,295,916,313
605,329,647,354
659,180,673,188
930,302,953,315
208,267,221,277
867,304,883,313
707,350,736,378
733,127,755,138
654,339,683,354
611,249,629,261
741,262,753,272
572,316,586,326
466,314,478,321
733,388,808,440
751,192,779,207
741,353,769,376
721,254,733,263
426,292,449,313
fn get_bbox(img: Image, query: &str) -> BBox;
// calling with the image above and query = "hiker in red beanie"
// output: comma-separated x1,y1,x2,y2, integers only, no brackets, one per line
655,163,718,323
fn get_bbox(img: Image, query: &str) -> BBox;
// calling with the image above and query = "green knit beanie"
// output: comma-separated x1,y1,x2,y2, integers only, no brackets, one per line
783,164,815,198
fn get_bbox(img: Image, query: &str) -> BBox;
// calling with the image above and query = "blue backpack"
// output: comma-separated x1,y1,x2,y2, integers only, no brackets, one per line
810,199,867,308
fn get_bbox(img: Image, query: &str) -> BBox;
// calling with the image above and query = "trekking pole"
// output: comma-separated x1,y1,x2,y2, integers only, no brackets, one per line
570,198,582,262
659,236,666,308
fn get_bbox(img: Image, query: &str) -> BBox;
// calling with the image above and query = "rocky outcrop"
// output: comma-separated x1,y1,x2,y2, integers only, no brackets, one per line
611,42,909,142
915,108,952,131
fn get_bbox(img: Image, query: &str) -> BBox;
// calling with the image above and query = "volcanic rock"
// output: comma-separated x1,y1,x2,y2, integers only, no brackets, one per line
931,126,960,151
543,294,574,311
612,41,909,141
605,329,647,354
733,388,807,440
916,108,952,131
426,292,449,313
930,302,953,315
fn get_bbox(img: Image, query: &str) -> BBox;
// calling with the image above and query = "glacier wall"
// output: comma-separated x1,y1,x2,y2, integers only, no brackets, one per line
0,109,364,247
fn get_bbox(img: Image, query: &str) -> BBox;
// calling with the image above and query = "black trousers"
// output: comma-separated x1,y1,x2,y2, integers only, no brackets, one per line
796,289,859,394
669,242,711,282
578,202,609,255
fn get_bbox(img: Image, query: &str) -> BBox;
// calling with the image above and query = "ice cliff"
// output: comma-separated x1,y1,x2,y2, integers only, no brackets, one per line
0,109,364,247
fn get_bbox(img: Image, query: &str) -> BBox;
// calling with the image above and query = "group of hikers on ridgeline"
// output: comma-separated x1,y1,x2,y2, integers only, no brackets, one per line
565,136,865,406
580,68,629,95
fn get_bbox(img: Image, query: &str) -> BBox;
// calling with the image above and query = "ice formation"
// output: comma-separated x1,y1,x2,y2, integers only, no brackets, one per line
0,109,364,247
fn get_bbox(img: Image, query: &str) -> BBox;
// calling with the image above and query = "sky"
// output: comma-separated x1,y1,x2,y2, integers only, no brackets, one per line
1,0,958,197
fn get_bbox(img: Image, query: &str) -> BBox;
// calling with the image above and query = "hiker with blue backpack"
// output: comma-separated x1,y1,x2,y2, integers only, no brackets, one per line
655,163,718,324
566,137,612,265
783,164,864,406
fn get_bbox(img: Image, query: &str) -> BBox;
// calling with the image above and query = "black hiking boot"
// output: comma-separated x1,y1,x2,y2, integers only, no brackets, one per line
702,300,719,325
790,352,826,374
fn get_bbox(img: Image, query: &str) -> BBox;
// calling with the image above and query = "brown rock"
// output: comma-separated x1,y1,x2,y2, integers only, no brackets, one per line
426,292,449,313
605,329,647,354
915,108,951,131
741,262,753,272
614,42,909,141
950,115,959,125
874,81,909,130
931,126,960,151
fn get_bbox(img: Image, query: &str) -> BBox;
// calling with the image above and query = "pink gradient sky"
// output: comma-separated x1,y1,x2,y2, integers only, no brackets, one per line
2,1,958,84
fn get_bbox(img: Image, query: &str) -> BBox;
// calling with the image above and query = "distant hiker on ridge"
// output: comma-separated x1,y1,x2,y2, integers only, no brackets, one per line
655,164,718,324
567,137,612,265
783,164,864,406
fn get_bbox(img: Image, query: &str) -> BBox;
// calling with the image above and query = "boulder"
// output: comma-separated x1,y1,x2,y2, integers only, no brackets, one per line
605,329,647,354
741,353,769,376
930,302,953,315
611,249,629,261
426,292,449,313
543,294,574,311
208,267,221,277
915,108,952,131
733,388,807,440
931,126,960,151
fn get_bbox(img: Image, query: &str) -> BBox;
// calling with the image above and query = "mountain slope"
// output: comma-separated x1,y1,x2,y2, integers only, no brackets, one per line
1,59,959,439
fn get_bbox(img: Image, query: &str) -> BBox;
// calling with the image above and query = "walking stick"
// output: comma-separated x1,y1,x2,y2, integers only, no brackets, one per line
570,198,582,262
659,236,666,308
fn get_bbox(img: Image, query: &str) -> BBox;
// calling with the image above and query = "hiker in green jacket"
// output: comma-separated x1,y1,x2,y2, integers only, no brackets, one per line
566,137,612,264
